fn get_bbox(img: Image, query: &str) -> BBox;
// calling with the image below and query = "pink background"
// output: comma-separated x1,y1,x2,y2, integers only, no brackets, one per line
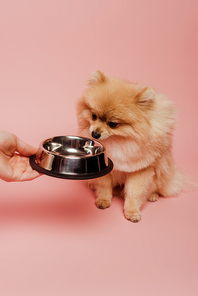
0,1,198,295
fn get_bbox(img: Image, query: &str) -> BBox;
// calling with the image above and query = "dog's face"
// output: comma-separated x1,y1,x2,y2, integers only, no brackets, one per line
77,71,155,142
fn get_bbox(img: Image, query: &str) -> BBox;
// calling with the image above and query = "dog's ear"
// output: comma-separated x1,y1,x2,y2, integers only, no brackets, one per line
135,87,155,109
88,71,106,85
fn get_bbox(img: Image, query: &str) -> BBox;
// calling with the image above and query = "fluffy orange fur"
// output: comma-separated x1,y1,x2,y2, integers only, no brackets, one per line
76,70,191,222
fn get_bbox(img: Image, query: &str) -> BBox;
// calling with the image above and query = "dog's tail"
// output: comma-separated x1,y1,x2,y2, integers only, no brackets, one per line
156,154,197,197
163,167,197,197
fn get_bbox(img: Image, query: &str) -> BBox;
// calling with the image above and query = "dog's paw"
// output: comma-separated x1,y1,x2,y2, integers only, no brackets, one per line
96,198,111,209
124,210,141,223
147,193,159,202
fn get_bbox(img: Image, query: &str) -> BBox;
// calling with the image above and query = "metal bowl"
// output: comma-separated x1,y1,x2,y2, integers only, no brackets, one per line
30,136,113,180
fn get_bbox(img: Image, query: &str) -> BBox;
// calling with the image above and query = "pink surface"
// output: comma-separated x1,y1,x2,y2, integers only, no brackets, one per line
0,1,198,295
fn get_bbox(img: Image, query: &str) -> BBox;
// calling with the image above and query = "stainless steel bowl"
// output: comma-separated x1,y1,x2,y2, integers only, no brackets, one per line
30,136,113,180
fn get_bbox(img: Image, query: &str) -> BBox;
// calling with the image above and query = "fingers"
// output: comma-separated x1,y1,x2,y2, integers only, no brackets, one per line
14,138,42,181
19,157,42,181
9,155,42,181
0,132,42,182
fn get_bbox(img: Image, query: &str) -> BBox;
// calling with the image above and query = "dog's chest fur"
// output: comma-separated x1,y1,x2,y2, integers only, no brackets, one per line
103,137,155,173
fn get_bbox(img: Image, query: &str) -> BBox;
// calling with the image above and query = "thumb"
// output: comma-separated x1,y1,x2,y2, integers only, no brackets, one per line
16,138,38,157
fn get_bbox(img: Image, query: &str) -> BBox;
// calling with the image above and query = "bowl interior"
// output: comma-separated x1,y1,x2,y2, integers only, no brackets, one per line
42,136,104,157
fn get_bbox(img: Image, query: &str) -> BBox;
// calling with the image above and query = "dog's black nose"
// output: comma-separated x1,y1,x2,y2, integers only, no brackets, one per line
91,131,101,139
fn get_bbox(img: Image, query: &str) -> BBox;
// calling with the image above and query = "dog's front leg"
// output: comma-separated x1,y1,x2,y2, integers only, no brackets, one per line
124,167,155,222
93,174,113,209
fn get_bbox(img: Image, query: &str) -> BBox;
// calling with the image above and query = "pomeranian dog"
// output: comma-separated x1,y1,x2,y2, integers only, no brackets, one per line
76,70,191,222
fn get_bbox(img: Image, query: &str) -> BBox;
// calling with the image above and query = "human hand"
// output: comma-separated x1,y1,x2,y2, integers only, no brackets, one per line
0,131,41,182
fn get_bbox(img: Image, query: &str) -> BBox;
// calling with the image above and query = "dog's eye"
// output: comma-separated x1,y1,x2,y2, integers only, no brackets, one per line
108,121,118,128
92,113,97,120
